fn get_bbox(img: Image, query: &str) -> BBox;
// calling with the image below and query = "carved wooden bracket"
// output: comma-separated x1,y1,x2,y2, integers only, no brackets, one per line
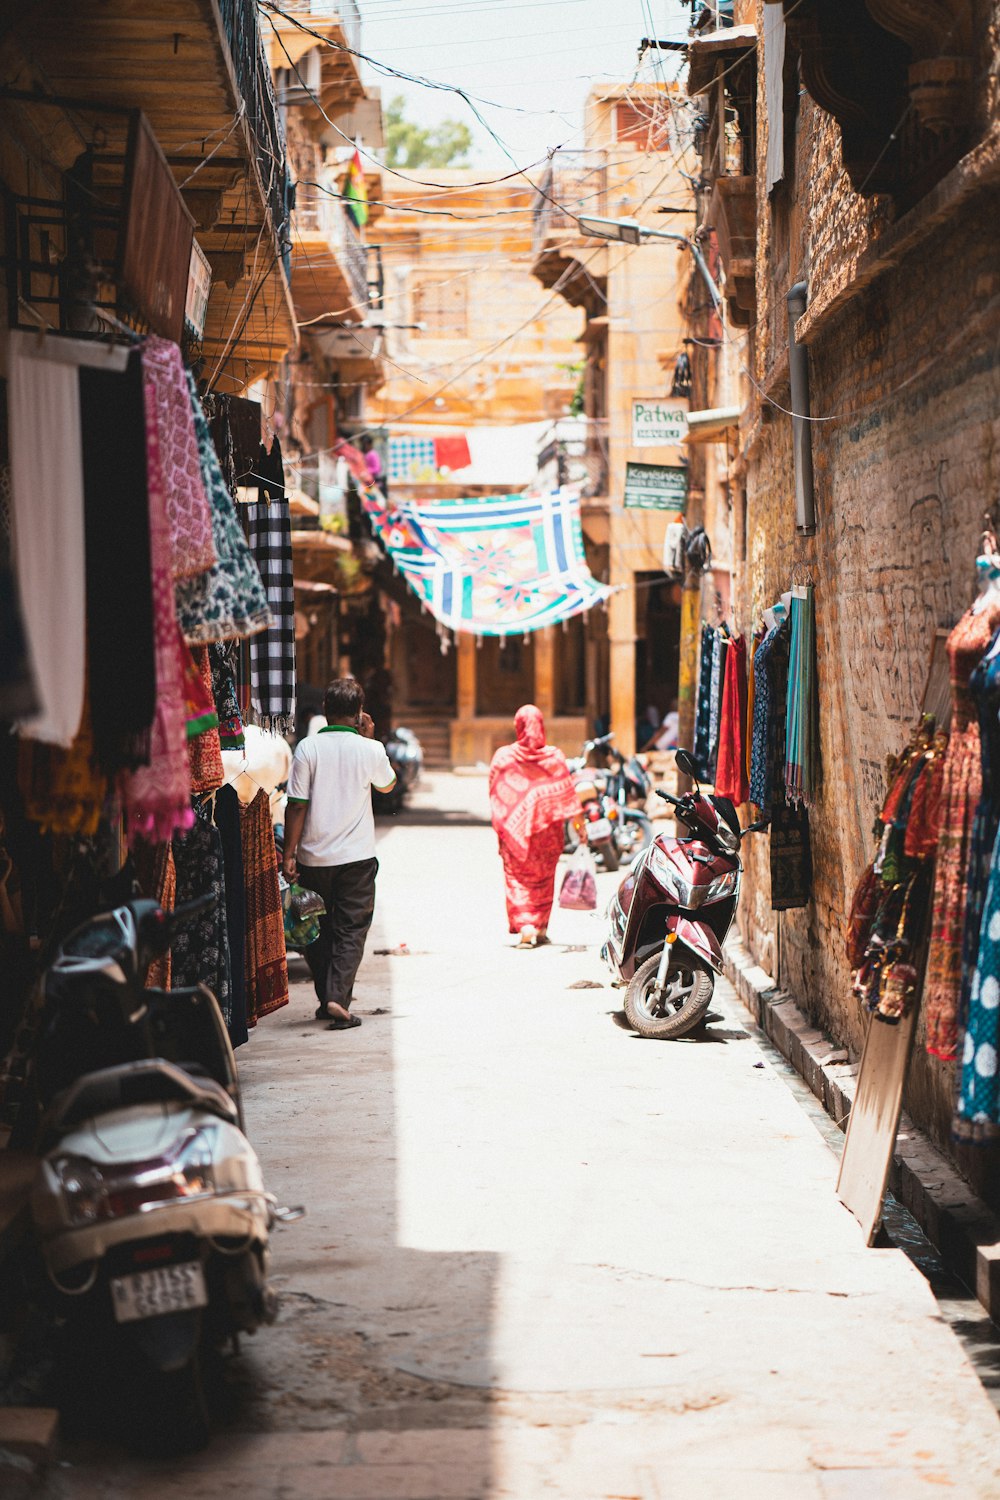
783,0,910,195
864,0,973,133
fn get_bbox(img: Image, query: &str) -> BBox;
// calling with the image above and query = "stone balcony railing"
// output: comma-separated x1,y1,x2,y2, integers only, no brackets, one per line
531,150,608,261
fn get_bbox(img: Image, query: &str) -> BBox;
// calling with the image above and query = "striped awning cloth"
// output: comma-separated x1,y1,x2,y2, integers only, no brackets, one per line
336,441,609,636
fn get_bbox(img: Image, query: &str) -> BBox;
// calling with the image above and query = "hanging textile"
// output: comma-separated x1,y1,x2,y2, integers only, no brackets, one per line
764,618,811,909
210,642,245,751
252,436,285,503
784,585,820,806
212,792,247,1050
745,629,763,786
171,805,231,1027
18,693,107,838
749,621,787,817
693,624,714,781
132,840,175,990
188,647,225,795
240,787,288,1023
174,373,271,645
244,496,296,734
360,483,609,636
80,350,157,774
7,331,113,747
707,630,728,785
214,784,248,1049
121,350,195,845
715,634,749,805
141,337,215,579
0,455,38,724
956,641,1000,1027
388,434,436,484
925,607,1000,1060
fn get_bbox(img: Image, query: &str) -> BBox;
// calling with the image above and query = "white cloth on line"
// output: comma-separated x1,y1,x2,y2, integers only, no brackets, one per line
7,331,130,746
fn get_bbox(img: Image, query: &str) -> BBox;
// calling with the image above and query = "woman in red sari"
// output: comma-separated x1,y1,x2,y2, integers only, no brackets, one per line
488,704,581,947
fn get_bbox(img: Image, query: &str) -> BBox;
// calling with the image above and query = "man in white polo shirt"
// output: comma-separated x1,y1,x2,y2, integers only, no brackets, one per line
282,677,396,1031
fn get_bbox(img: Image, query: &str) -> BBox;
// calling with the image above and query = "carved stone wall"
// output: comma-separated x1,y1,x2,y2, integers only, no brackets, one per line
741,1,1000,1201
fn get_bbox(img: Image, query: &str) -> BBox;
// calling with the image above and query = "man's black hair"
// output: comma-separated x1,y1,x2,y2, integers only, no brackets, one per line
324,677,365,721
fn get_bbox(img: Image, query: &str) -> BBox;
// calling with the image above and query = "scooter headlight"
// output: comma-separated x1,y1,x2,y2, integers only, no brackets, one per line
646,845,700,907
53,1157,105,1225
705,869,738,902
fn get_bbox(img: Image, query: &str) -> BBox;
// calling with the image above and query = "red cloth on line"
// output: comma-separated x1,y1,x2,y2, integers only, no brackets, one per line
500,820,564,934
433,435,471,472
488,704,579,861
715,634,749,805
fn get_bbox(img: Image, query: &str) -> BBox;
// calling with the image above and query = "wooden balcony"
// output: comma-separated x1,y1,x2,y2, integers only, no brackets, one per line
4,0,296,392
709,174,756,327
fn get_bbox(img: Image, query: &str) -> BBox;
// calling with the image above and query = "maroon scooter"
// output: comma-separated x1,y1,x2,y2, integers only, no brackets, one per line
602,749,766,1038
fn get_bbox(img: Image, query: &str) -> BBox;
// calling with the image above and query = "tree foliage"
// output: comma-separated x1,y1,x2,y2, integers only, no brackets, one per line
384,95,474,170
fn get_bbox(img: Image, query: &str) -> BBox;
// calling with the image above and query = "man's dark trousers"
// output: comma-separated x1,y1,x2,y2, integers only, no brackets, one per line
298,858,378,1011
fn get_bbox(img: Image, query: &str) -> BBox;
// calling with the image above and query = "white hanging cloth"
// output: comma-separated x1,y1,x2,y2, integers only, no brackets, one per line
7,332,128,746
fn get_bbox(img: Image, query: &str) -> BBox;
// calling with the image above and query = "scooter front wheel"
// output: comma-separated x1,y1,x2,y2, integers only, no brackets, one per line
623,952,714,1039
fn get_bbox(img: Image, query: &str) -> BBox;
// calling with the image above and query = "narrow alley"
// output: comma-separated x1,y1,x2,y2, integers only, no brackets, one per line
46,775,1000,1500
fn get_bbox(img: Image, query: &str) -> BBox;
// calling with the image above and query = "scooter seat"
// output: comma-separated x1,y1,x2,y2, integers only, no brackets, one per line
43,1059,239,1143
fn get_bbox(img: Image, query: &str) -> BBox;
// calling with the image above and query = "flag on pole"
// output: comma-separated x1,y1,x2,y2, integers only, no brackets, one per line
343,149,368,228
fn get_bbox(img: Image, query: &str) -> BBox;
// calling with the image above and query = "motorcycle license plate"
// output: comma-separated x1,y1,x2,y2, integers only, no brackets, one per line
110,1261,208,1323
587,818,613,842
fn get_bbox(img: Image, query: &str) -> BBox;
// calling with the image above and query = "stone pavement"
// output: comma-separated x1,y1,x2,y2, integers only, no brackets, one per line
47,773,1000,1498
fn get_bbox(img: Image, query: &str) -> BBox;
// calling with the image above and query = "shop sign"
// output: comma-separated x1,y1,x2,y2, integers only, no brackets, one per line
185,239,212,341
631,398,689,447
623,461,688,511
119,111,195,344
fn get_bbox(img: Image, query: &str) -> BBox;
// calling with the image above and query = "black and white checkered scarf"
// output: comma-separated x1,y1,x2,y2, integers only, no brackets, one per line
244,497,296,735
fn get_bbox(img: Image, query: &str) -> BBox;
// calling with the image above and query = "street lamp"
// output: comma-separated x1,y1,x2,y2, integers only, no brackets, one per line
577,214,722,313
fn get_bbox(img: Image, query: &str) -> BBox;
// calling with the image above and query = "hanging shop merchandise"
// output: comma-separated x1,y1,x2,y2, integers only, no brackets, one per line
847,529,1000,1143
692,584,819,912
0,326,292,1067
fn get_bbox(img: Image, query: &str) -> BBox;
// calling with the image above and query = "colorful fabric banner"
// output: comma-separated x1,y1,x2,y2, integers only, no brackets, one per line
343,149,368,229
336,440,608,636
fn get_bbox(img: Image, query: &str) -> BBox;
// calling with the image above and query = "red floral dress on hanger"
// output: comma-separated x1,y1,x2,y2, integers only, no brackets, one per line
924,606,1000,1059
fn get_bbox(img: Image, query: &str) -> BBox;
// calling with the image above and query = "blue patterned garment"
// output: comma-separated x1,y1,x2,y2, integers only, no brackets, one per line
707,632,726,782
748,622,788,817
693,624,714,779
956,640,1000,1143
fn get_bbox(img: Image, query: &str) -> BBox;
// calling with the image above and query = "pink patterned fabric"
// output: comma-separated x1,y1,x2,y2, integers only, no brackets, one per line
488,705,579,861
142,336,215,580
120,352,195,844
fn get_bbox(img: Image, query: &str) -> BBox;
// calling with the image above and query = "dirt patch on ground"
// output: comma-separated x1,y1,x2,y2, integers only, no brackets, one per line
225,1291,494,1434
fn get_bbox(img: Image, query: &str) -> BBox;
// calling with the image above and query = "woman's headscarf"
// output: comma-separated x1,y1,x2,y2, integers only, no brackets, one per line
488,704,580,858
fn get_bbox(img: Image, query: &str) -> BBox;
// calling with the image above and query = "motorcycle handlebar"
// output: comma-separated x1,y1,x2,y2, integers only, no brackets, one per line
170,892,215,924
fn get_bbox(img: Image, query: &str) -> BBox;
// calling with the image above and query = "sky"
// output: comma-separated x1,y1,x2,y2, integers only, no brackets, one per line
357,0,689,170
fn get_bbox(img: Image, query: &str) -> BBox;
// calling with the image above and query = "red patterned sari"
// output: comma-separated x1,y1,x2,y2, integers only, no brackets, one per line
489,705,579,935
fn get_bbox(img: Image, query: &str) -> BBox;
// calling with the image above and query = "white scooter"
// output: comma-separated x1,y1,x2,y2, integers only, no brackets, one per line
26,897,302,1453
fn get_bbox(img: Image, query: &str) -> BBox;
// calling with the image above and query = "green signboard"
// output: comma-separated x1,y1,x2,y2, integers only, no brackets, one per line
623,462,688,511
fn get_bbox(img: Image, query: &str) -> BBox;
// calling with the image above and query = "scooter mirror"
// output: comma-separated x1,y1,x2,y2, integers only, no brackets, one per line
674,749,699,782
743,819,769,836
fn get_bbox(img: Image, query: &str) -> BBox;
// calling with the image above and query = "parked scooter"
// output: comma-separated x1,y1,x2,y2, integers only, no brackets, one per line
569,733,651,868
565,761,620,870
26,896,301,1453
600,742,654,864
373,725,424,815
602,749,765,1038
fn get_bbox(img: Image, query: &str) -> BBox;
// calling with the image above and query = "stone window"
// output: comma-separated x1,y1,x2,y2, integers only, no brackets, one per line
412,275,468,336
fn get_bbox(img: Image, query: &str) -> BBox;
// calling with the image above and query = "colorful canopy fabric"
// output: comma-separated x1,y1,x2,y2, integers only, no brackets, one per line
355,467,609,636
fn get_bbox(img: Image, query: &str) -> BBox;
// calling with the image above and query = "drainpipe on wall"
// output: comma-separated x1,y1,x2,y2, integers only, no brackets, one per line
787,281,816,536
